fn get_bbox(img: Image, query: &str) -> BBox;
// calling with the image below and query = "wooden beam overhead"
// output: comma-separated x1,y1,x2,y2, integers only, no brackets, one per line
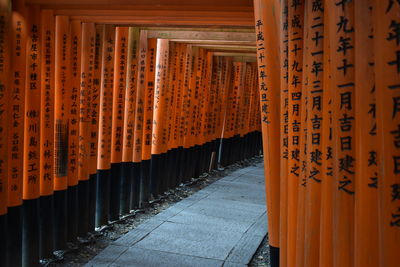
24,0,254,27
148,30,255,41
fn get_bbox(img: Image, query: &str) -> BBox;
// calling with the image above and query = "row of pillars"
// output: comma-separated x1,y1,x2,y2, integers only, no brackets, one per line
0,1,263,266
253,0,400,266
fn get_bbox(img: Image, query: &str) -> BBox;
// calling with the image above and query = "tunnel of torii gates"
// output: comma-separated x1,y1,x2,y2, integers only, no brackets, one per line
0,0,399,266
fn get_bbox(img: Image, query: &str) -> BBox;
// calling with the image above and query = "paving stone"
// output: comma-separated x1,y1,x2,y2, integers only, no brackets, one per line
205,190,266,206
110,247,223,267
134,217,164,232
114,228,151,247
87,164,268,266
86,245,128,266
225,216,267,264
167,209,255,234
84,260,112,267
222,261,247,267
134,221,243,260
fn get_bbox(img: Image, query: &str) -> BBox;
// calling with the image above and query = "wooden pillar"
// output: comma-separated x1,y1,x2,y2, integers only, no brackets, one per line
354,0,379,266
303,1,325,266
39,8,55,259
109,26,128,221
0,0,10,265
328,1,356,266
139,36,156,207
253,1,282,265
77,22,95,236
279,1,289,265
96,25,115,227
374,1,400,266
53,14,70,251
120,27,138,215
67,18,81,242
7,1,27,264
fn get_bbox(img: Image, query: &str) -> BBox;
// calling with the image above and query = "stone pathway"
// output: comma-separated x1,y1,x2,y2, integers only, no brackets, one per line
85,163,267,267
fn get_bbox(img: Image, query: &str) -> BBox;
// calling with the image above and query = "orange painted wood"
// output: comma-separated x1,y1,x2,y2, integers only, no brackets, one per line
67,19,81,187
253,0,281,250
78,22,95,181
54,15,70,191
303,1,324,266
319,6,333,266
166,42,178,151
97,25,115,170
110,26,128,164
23,5,41,200
40,9,55,196
151,39,169,155
8,0,27,205
182,46,195,149
141,38,157,161
121,27,139,163
287,1,304,263
374,1,400,266
0,0,10,215
279,0,289,265
88,24,104,174
132,30,147,163
354,1,379,266
327,1,356,266
181,44,192,149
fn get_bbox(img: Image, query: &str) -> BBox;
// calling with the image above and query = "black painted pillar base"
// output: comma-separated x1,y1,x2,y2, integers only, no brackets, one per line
77,180,89,236
96,169,110,228
22,198,40,267
160,152,169,193
131,162,142,210
176,146,184,186
53,190,67,250
140,160,150,207
39,195,54,259
88,173,97,232
270,245,279,267
167,148,177,190
181,148,191,183
7,205,22,267
109,163,122,222
150,155,161,198
0,214,7,267
120,162,132,215
67,185,78,243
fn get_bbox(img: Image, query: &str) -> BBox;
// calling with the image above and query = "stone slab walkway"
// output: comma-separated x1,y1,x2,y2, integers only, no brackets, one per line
85,163,267,267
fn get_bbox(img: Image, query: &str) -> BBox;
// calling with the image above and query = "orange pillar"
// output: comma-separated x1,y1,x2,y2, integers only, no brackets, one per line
253,1,281,264
374,1,400,266
140,37,156,206
328,1,356,266
66,18,81,243
77,22,95,236
132,30,147,204
0,0,10,265
39,8,55,259
96,25,115,227
110,26,128,221
7,3,27,263
22,6,41,265
87,24,103,231
319,6,334,266
287,1,304,266
279,1,289,265
150,38,169,194
120,27,139,215
303,1,325,266
354,0,379,266
53,14,71,251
